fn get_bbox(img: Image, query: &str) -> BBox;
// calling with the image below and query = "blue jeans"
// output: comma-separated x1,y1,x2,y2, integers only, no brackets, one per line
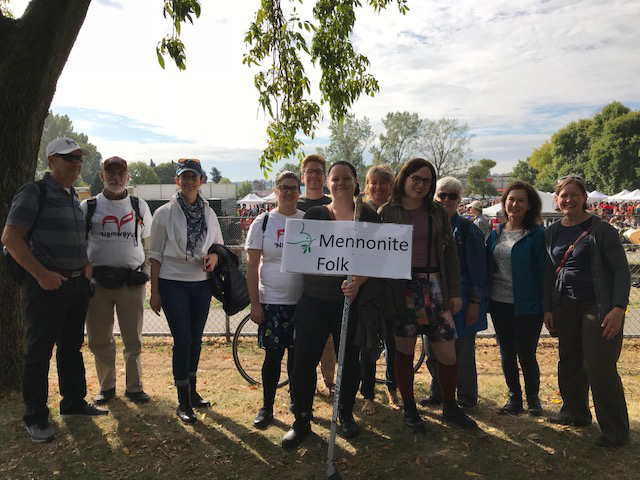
159,279,212,385
426,334,478,406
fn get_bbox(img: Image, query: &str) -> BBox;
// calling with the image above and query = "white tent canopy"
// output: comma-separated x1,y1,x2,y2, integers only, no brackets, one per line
262,192,277,204
618,189,640,201
483,191,558,217
588,190,609,201
609,189,630,201
236,193,265,205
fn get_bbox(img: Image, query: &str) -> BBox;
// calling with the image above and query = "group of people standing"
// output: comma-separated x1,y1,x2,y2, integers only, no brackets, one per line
3,139,630,451
244,155,631,450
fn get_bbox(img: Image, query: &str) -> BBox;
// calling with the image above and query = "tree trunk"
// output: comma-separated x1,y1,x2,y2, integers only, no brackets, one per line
0,0,91,392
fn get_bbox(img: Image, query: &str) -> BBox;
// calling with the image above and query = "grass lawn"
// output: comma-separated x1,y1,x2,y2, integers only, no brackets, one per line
1,337,639,480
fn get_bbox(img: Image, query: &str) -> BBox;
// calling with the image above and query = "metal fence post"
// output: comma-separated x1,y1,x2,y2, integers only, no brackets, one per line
225,313,231,343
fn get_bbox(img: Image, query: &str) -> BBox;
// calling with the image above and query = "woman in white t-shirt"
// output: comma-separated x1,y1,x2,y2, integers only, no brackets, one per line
245,171,304,429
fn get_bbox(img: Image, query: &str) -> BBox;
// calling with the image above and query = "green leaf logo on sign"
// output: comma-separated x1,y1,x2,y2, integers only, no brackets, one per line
286,222,316,254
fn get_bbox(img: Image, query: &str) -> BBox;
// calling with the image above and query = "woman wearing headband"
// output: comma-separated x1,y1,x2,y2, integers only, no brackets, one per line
544,175,630,447
149,159,223,424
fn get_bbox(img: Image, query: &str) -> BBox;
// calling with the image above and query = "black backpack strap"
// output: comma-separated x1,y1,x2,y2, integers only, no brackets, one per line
28,180,47,236
261,212,269,232
130,196,142,246
85,197,97,240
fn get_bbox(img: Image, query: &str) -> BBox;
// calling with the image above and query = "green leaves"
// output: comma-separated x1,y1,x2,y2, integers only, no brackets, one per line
155,0,408,173
156,0,201,71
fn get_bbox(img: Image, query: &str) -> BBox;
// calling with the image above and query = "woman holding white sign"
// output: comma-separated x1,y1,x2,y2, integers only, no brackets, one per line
282,161,381,449
379,158,477,432
245,171,304,430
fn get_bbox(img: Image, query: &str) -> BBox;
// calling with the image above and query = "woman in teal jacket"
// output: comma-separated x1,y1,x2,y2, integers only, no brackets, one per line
486,181,546,417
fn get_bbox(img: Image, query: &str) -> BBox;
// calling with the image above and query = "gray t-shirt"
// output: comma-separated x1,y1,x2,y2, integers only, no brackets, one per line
6,173,87,270
490,229,525,304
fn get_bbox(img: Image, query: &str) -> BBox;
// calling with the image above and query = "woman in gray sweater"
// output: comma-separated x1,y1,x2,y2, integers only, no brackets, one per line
543,175,630,448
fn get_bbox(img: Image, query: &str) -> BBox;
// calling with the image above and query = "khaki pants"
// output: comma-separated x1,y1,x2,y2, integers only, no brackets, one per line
319,336,336,388
86,283,145,393
554,299,629,444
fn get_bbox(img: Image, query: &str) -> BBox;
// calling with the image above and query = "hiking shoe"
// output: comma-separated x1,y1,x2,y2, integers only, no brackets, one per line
404,408,427,433
595,436,628,448
281,418,311,449
339,412,360,439
93,387,116,405
125,390,150,404
546,415,591,427
61,404,109,418
527,397,543,417
419,396,441,407
253,407,273,430
26,424,55,443
443,401,478,429
498,399,524,416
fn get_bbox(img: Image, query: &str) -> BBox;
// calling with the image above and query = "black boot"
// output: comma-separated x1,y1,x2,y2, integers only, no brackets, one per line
176,385,196,424
253,406,273,429
189,375,211,408
338,410,360,439
443,400,478,429
281,412,312,449
404,404,427,433
498,393,524,415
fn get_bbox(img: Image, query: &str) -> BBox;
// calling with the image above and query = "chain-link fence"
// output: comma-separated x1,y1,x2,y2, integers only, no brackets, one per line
120,222,640,339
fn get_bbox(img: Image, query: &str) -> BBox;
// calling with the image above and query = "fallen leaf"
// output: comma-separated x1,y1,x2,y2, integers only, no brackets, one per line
415,457,421,465
464,472,483,477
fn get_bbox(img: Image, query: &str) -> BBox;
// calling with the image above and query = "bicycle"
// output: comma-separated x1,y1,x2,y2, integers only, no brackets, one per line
232,313,289,388
233,311,427,388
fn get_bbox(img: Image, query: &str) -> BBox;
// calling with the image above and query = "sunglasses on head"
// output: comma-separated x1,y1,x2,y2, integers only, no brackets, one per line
437,192,459,201
557,174,584,184
178,158,201,165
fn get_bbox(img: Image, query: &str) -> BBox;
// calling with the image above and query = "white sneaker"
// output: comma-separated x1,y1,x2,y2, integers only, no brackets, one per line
26,424,55,443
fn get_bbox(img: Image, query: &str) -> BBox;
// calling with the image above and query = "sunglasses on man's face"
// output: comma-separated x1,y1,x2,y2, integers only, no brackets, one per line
57,153,83,163
178,158,201,165
557,174,584,184
437,192,459,201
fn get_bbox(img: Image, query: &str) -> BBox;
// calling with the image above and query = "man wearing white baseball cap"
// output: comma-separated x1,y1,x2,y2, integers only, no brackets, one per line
469,200,491,240
2,137,107,443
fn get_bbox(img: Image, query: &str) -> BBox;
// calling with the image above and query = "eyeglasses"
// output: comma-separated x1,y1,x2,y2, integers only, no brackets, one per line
57,153,83,163
277,185,299,193
437,192,459,201
178,158,201,165
557,174,584,184
304,168,324,176
409,174,432,186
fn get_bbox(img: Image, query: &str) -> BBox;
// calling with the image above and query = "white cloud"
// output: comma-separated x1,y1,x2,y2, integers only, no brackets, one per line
10,0,640,177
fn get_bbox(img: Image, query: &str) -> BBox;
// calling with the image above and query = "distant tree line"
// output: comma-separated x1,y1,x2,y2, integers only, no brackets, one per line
509,101,640,194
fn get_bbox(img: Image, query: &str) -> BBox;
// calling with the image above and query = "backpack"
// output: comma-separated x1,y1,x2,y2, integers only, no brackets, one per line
3,180,47,284
85,195,143,246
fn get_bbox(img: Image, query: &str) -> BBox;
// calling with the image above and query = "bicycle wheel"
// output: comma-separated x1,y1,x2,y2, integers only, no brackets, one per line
374,334,426,384
232,313,289,388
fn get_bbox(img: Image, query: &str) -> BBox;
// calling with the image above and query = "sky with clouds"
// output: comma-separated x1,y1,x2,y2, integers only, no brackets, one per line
10,0,640,181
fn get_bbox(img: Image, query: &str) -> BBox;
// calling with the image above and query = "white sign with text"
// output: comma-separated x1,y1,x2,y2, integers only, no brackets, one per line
281,219,413,279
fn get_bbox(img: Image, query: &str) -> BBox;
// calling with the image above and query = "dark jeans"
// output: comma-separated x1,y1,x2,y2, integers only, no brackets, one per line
490,300,543,403
426,334,478,406
291,294,361,416
554,298,629,444
159,279,212,385
22,274,90,426
359,321,397,399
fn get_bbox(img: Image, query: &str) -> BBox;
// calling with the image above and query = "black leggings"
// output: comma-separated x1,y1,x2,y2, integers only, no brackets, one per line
262,347,294,408
291,294,361,416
